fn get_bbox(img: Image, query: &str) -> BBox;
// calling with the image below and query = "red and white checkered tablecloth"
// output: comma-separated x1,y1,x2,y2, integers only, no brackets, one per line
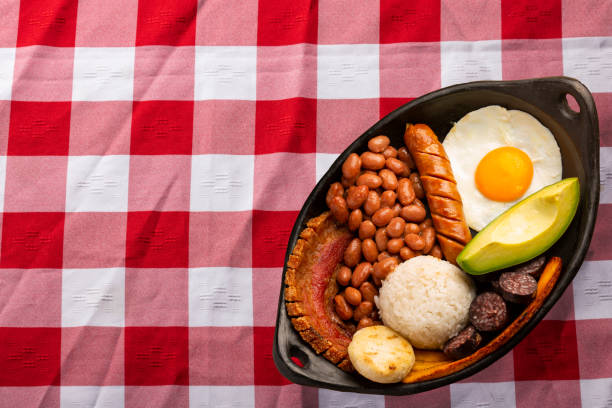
0,0,610,406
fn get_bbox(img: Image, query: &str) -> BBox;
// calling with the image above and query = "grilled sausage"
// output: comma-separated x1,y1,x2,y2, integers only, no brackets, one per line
403,124,471,264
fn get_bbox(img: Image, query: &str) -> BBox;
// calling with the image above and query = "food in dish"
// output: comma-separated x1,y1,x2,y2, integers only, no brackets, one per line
376,256,476,349
284,112,577,384
404,124,472,264
457,178,580,274
284,212,355,372
442,105,562,231
348,325,415,383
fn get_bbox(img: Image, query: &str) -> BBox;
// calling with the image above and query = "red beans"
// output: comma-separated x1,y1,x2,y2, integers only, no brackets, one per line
358,220,376,240
386,217,406,238
346,185,369,209
397,178,416,205
372,207,394,227
329,196,349,224
325,135,440,326
368,136,390,153
342,153,361,179
361,152,386,170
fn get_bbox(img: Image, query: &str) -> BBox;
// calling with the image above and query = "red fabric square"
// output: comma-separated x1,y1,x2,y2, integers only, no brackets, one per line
12,46,74,101
0,386,59,408
63,212,127,268
386,386,450,407
1,212,64,268
131,101,193,155
380,98,415,119
595,93,612,147
126,211,189,268
69,101,132,155
193,100,255,154
125,385,189,408
75,0,138,46
253,326,291,385
562,0,612,37
316,99,379,153
125,268,188,326
133,46,195,101
257,0,318,46
128,155,191,211
8,101,70,155
256,385,319,407
380,0,441,43
502,39,563,80
195,0,258,45
0,327,60,385
576,319,612,378
441,0,501,41
252,210,299,268
256,44,317,101
0,0,18,47
189,211,252,268
4,156,67,212
0,269,61,327
513,320,579,380
587,204,612,260
253,153,316,211
515,380,581,408
502,0,561,39
253,268,283,326
125,327,189,385
380,42,441,98
61,327,124,385
189,327,254,385
318,0,379,44
16,0,78,47
255,98,316,154
0,101,10,155
135,0,196,46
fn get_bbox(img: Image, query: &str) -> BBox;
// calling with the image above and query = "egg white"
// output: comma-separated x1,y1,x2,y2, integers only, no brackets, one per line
442,105,562,231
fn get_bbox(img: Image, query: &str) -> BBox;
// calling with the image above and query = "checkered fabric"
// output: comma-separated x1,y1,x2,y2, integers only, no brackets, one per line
0,0,610,406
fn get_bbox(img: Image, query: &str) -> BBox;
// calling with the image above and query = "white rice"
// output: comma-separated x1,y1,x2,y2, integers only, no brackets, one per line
376,256,476,350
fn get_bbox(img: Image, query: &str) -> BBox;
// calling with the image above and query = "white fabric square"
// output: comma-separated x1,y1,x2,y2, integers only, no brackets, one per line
441,40,502,87
62,268,125,327
72,47,135,101
318,389,385,408
61,386,124,408
0,156,6,213
563,37,612,93
580,378,612,408
573,260,612,320
189,267,253,326
317,44,380,99
0,48,15,100
450,382,516,408
194,46,257,100
189,386,254,407
601,147,612,204
316,153,339,183
66,155,130,212
190,154,254,211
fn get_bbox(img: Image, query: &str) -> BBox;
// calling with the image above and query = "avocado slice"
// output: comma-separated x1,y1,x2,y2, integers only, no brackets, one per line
457,178,580,275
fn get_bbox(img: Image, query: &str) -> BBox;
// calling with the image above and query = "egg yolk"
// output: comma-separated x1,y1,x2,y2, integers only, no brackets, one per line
475,146,533,202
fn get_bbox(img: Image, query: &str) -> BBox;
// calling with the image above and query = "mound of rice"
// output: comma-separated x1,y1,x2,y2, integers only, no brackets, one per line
376,255,476,350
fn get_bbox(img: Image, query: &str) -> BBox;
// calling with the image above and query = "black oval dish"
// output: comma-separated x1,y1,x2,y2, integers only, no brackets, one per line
273,77,600,395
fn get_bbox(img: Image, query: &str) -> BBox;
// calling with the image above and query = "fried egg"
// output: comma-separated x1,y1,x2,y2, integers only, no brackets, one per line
442,105,562,231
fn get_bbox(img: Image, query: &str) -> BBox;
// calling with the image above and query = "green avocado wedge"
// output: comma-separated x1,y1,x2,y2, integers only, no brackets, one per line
457,178,580,275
